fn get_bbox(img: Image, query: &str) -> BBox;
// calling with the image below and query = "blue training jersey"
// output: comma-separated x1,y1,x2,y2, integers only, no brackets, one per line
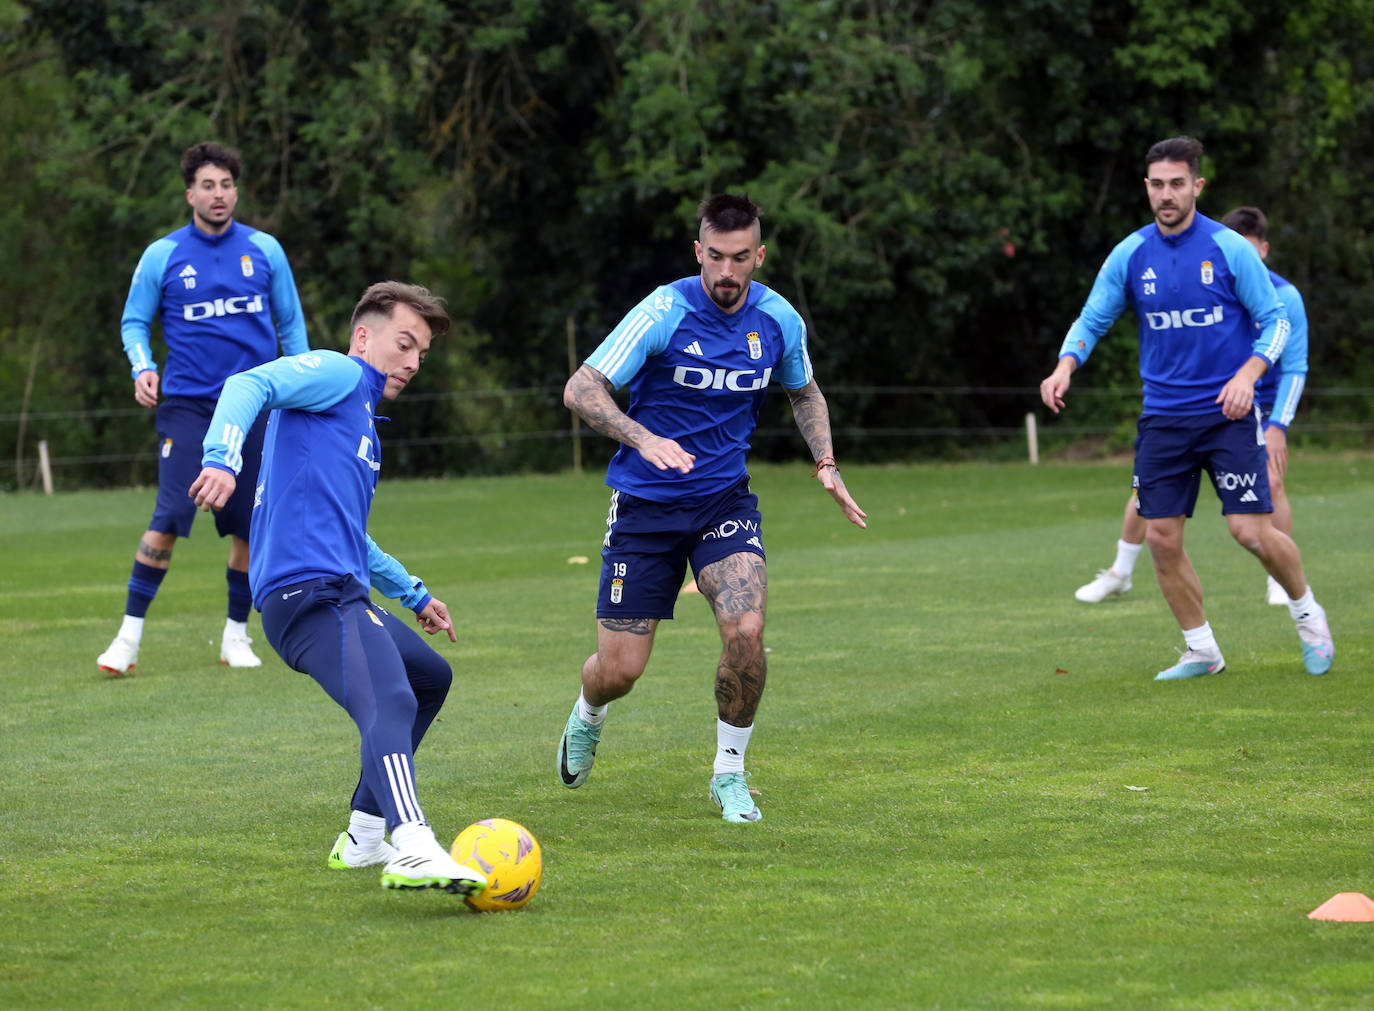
122,220,309,399
1057,213,1289,416
1254,269,1308,430
585,276,813,502
200,351,431,613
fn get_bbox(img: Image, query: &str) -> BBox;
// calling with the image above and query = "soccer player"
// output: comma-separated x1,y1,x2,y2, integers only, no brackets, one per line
556,194,867,822
97,141,309,676
189,281,485,897
1073,205,1310,608
1040,137,1334,680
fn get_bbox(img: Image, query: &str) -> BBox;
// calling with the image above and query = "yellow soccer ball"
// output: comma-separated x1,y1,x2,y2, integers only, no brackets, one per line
450,818,542,912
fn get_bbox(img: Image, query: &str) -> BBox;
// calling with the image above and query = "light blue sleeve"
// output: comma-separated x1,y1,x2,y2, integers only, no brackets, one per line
1057,234,1140,364
249,231,309,355
1217,229,1289,365
1269,280,1309,429
120,238,176,378
758,290,814,389
201,351,360,474
367,536,433,612
584,286,683,388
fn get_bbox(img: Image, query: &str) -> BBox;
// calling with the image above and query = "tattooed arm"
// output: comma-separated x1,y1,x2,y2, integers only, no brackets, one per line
564,364,695,473
786,380,868,528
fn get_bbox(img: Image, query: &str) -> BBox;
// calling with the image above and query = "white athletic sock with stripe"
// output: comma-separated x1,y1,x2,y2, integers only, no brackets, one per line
577,690,608,726
347,810,387,850
714,720,753,774
1182,622,1221,658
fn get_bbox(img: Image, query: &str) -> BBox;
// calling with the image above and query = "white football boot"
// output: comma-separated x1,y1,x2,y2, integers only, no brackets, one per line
1074,568,1132,603
97,635,140,676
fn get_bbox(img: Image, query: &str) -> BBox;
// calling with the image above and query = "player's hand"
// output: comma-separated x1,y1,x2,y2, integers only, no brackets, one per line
1265,424,1289,480
637,435,695,474
1039,361,1075,414
189,466,236,512
416,598,457,642
1215,373,1255,419
134,370,160,408
816,465,868,529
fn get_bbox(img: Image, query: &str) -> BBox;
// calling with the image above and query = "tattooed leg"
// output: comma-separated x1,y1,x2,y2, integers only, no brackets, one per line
137,530,177,569
697,552,768,727
581,617,659,705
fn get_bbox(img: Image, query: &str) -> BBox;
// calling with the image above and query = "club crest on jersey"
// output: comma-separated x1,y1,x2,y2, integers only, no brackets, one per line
746,331,761,360
161,438,173,458
1200,260,1214,284
240,254,254,278
610,577,624,604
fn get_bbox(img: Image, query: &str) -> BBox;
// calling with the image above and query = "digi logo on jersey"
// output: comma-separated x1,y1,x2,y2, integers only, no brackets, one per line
673,366,773,391
1144,306,1223,330
183,294,265,321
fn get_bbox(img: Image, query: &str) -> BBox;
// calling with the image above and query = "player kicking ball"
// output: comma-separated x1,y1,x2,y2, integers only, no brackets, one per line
190,282,485,896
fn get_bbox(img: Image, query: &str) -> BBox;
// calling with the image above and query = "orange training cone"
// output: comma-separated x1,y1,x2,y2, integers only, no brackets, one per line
1308,892,1374,921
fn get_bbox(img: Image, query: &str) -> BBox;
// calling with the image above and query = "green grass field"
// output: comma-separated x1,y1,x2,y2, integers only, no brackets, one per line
2,457,1371,1009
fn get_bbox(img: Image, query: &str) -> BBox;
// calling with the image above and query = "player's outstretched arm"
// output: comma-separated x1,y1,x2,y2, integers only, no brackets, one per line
786,381,867,529
563,364,694,473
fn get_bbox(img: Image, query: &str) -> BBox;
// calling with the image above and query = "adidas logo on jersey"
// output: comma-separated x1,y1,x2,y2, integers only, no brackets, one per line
1141,268,1157,280
1238,489,1259,503
682,341,703,356
179,264,198,278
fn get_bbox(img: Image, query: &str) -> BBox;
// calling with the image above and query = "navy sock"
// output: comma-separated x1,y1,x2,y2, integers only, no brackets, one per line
227,567,252,623
125,561,167,618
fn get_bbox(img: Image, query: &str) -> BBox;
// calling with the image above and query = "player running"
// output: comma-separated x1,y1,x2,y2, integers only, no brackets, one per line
1040,137,1333,681
556,194,866,823
1074,206,1311,609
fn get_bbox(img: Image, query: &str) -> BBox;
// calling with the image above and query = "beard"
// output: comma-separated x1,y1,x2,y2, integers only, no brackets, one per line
709,281,743,309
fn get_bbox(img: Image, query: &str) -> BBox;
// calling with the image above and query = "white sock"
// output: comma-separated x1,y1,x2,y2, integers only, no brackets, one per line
347,810,387,851
1287,587,1317,621
1113,539,1144,578
390,821,440,856
1182,623,1220,657
224,617,249,639
577,690,608,727
714,720,753,775
118,614,145,642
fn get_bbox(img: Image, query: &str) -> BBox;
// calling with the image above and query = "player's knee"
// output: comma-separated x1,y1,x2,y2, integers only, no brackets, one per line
720,613,765,661
592,652,646,696
1226,518,1266,555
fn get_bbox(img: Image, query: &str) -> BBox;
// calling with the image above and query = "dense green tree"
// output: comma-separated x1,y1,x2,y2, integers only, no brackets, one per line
3,0,1372,489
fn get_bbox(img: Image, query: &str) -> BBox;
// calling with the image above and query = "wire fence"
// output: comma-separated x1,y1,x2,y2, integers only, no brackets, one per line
4,385,1373,486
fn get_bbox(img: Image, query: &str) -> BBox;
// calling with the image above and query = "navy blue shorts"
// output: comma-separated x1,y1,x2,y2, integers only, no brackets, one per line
596,477,765,620
149,396,265,541
1133,410,1272,518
